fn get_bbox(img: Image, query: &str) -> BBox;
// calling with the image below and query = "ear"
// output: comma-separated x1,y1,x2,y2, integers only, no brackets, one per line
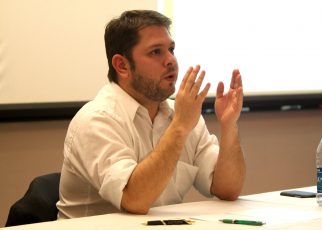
112,54,130,79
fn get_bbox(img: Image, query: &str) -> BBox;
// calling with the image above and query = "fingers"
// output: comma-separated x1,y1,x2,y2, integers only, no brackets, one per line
179,67,193,91
234,70,243,105
237,86,243,108
198,82,211,99
190,69,205,96
185,65,200,92
179,65,209,99
216,81,224,99
230,69,242,90
229,69,243,104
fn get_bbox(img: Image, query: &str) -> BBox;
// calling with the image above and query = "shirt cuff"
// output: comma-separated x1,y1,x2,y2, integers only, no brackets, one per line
98,159,137,210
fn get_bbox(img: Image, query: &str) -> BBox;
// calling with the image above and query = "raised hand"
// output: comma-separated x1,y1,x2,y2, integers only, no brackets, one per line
174,65,210,133
215,69,243,127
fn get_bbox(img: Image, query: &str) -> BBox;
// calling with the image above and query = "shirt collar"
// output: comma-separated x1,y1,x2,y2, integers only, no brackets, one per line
109,82,174,121
159,99,174,120
109,82,141,121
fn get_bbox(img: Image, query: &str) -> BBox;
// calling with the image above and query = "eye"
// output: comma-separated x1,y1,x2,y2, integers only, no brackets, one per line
169,46,175,55
150,49,161,56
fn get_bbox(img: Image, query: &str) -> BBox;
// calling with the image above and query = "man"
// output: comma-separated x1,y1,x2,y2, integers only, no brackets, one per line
57,10,245,218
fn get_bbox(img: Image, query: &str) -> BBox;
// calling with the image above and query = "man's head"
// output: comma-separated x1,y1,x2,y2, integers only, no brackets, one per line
104,10,172,83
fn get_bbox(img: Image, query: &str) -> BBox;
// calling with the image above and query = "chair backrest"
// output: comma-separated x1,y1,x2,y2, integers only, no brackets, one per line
5,172,61,227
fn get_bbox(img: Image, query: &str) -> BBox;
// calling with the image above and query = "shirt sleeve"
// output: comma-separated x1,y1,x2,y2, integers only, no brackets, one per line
66,109,138,210
192,116,219,197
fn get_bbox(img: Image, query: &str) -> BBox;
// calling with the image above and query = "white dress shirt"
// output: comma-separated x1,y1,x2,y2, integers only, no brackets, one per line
57,82,219,219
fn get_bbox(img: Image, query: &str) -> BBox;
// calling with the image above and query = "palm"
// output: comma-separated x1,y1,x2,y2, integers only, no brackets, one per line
215,89,240,124
214,70,243,125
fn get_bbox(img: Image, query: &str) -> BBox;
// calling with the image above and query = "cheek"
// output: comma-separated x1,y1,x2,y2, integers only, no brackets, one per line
135,60,160,77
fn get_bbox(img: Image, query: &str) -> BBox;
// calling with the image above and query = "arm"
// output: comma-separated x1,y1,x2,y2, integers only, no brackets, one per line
211,69,246,200
121,66,210,214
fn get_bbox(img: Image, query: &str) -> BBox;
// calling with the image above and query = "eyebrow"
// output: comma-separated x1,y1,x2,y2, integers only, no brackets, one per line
148,41,175,49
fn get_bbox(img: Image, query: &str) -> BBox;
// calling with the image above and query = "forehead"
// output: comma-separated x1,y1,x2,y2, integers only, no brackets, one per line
136,25,174,48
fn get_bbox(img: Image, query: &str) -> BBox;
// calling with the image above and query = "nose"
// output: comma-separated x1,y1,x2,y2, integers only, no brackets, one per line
165,51,177,68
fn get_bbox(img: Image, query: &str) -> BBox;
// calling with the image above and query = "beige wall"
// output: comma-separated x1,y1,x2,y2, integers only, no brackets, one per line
1,0,157,104
0,109,321,227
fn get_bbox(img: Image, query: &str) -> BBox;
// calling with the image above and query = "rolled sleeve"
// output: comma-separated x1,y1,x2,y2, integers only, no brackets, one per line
99,159,137,210
66,109,138,210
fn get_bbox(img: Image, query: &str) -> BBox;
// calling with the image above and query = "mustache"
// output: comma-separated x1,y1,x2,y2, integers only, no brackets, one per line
164,66,177,76
167,65,176,72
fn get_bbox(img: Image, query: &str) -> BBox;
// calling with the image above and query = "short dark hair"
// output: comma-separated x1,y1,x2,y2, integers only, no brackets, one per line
104,10,172,83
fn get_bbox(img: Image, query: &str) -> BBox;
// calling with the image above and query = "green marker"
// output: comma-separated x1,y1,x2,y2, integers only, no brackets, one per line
219,219,265,226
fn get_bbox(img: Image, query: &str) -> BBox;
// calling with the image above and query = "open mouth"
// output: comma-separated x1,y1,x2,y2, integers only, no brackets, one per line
165,75,175,81
164,71,177,82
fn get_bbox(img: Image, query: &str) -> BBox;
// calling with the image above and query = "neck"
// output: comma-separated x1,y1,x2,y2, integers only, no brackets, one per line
118,82,161,122
144,102,160,122
134,94,160,122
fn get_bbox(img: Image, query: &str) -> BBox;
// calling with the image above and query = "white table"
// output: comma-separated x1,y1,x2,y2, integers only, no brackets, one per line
3,186,321,229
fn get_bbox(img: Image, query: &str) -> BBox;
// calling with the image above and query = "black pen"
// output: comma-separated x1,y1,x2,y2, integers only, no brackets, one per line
144,219,194,225
219,219,265,226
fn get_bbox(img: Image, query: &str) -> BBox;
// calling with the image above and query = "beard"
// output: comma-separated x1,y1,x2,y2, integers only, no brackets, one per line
130,71,176,102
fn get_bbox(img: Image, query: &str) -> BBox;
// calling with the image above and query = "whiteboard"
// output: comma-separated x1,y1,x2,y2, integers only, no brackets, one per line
166,0,322,97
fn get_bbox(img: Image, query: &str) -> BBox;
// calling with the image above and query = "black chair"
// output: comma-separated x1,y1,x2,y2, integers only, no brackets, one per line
5,173,61,227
